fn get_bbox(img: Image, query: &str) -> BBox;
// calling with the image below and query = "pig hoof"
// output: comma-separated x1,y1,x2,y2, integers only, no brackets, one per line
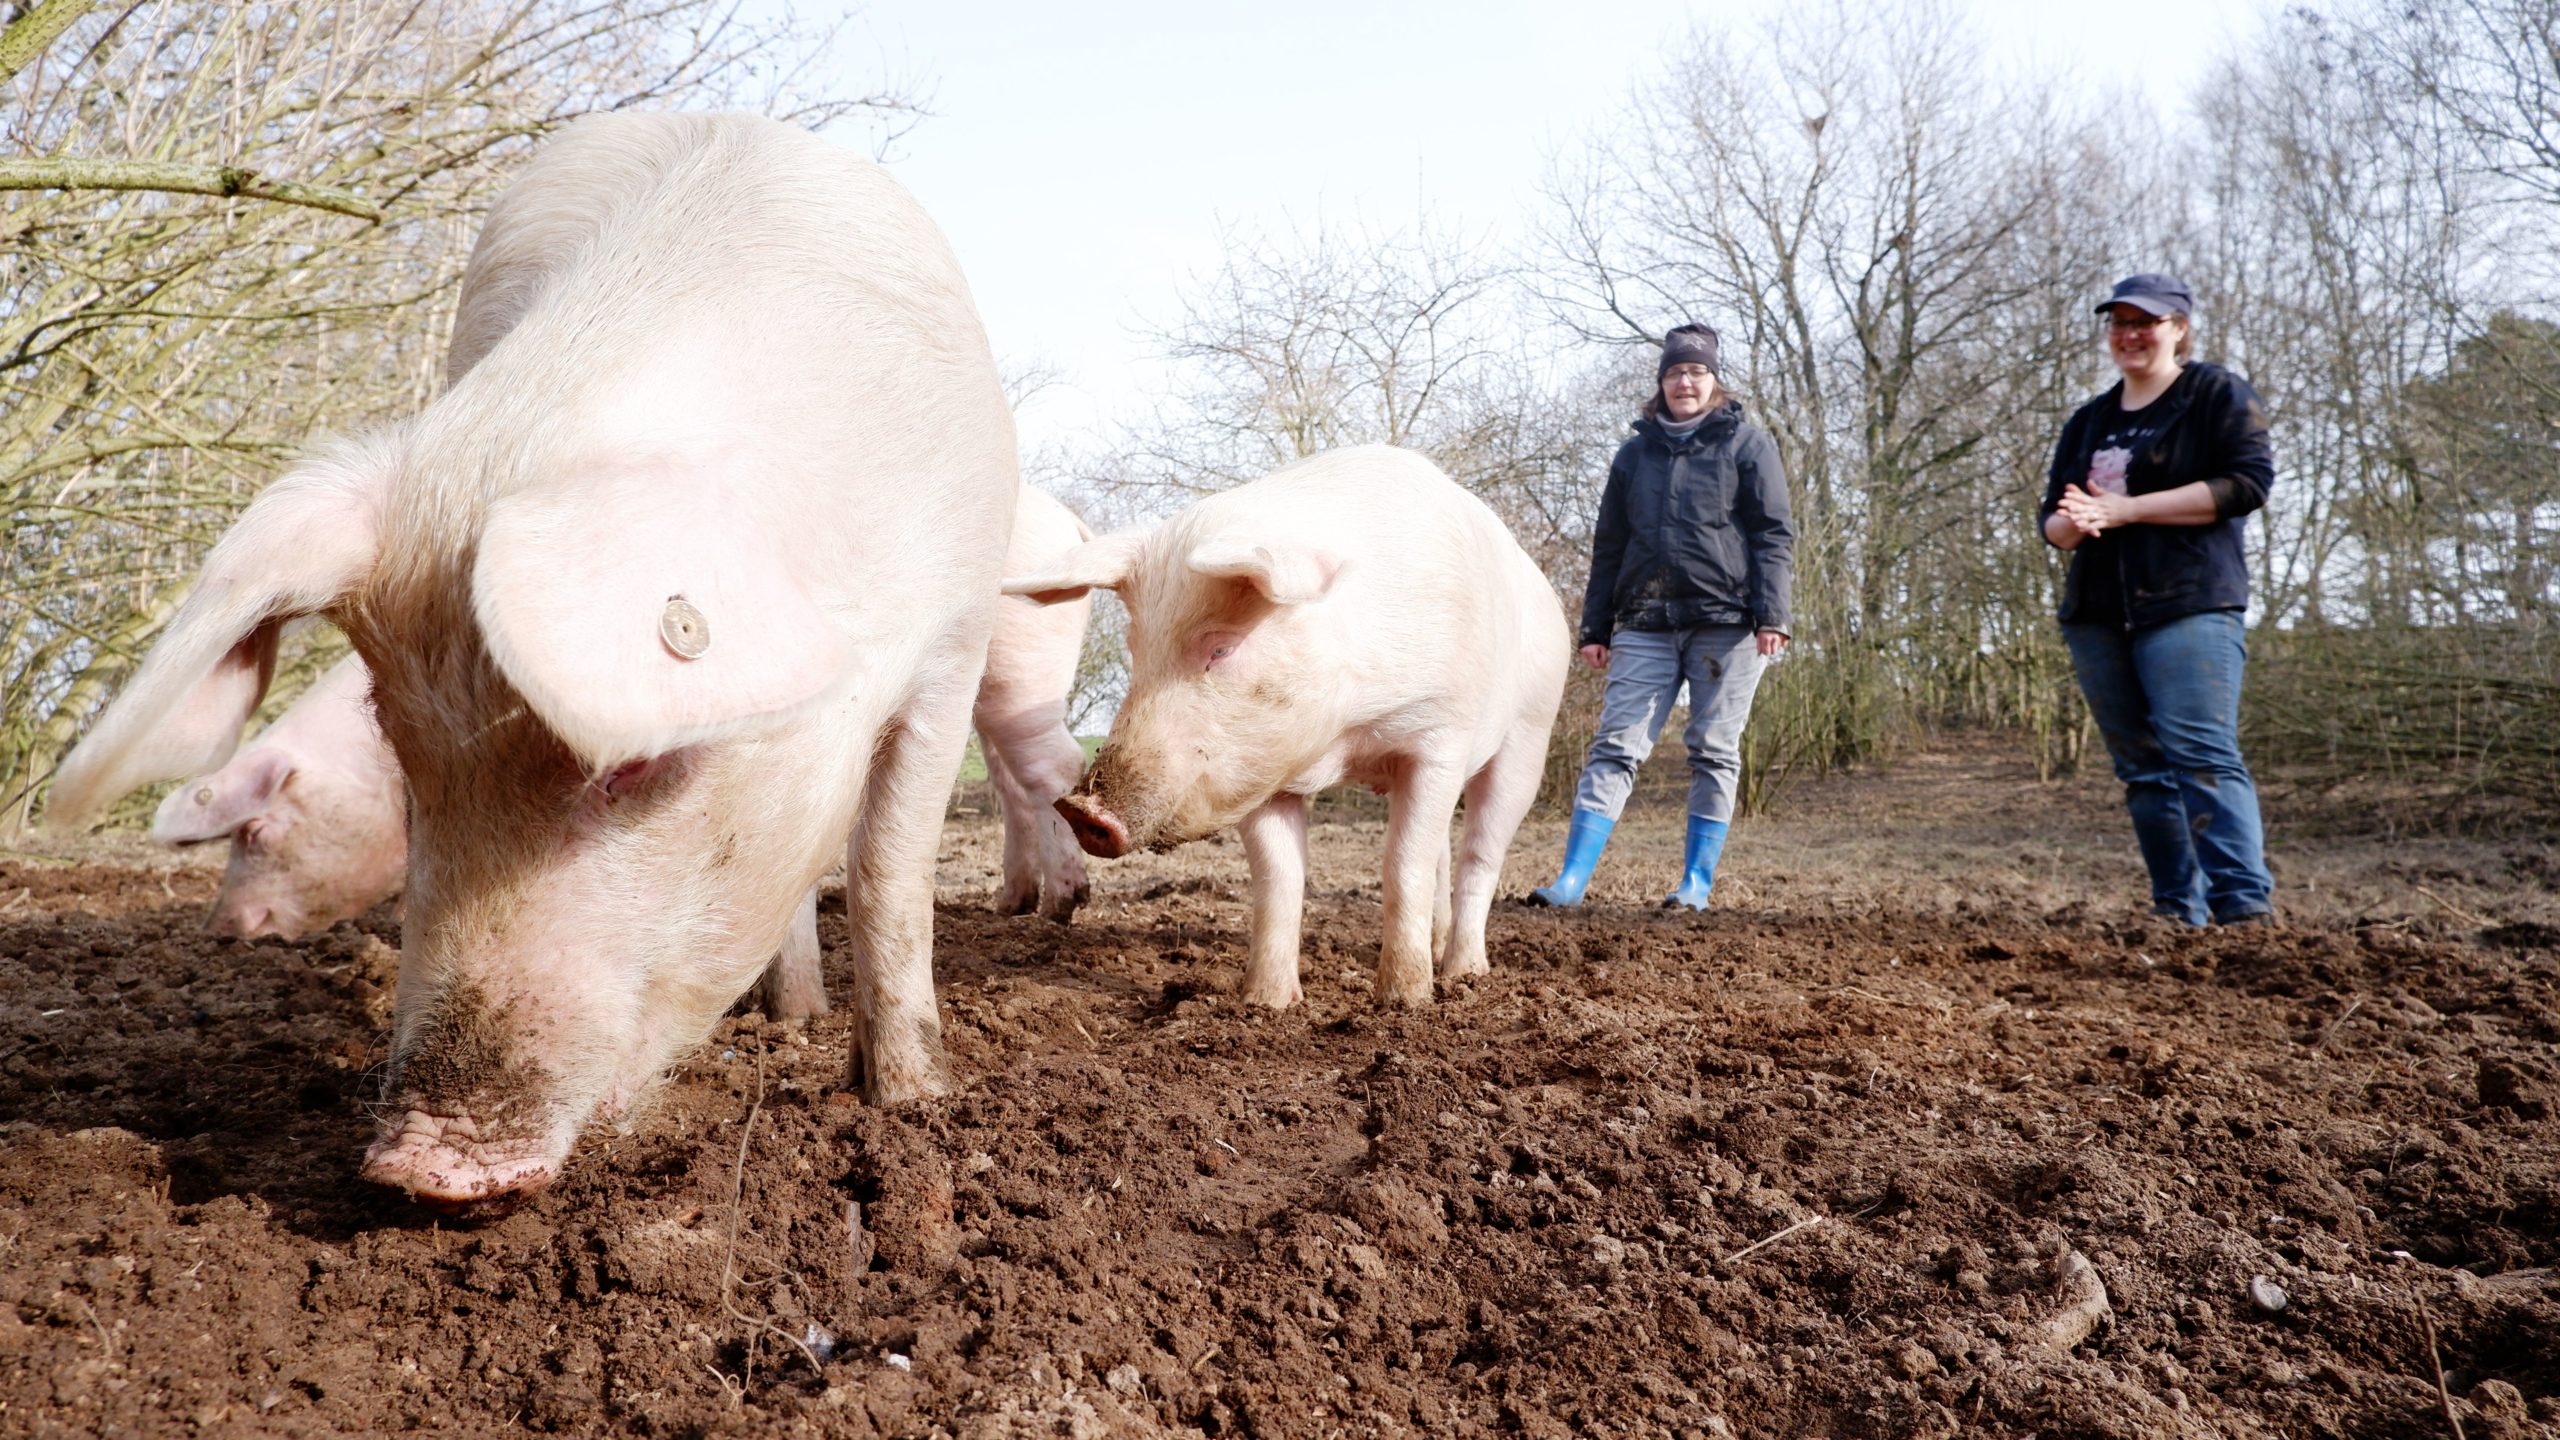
764,993,830,1024
1239,979,1302,1010
994,883,1039,916
1373,976,1434,1009
1038,882,1088,925
863,1068,952,1108
756,982,831,1024
1437,954,1490,981
853,1040,953,1107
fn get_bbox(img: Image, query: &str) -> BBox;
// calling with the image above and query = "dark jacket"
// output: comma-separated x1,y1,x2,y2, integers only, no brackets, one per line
2041,361,2274,629
1577,403,1794,646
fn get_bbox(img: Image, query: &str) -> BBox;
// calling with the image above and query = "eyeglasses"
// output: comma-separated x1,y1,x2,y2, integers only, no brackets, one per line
2103,313,2174,332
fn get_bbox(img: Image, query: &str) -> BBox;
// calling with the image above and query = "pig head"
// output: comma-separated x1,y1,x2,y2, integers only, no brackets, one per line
1011,523,1350,858
47,114,1016,1216
150,652,405,939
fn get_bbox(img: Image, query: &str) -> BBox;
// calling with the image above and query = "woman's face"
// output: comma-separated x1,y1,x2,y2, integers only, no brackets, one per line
2104,304,2186,381
1660,362,1716,421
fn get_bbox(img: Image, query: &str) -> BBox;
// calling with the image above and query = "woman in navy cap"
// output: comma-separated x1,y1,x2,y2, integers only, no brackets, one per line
2042,273,2277,926
1527,322,1794,911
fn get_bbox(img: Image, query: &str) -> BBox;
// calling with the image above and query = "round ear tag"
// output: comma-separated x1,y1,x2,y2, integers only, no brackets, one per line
660,596,710,659
194,786,215,806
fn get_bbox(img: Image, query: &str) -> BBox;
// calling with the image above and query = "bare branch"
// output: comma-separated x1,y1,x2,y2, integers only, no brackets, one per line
0,0,102,82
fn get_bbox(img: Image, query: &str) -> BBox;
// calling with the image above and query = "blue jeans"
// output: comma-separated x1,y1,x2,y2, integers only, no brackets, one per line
1572,626,1767,823
2063,611,2274,925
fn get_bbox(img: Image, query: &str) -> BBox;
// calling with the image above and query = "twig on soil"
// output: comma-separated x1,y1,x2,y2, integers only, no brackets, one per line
2421,1303,2467,1440
0,886,33,917
2411,883,2492,929
1722,1214,1826,1267
2315,997,2365,1053
73,1296,115,1362
718,1047,825,1384
703,1363,743,1406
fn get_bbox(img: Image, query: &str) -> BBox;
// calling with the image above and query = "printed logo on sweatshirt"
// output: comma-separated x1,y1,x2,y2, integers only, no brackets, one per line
2088,446,2132,497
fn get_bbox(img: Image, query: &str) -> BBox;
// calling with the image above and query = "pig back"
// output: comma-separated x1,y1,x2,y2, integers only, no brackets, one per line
1200,445,1551,674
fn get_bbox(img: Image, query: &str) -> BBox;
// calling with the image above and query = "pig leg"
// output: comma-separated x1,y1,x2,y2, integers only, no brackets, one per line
843,683,976,1105
1378,762,1465,1008
977,702,1090,922
1238,793,1310,1008
754,883,830,1022
982,739,1044,916
1443,727,1547,981
1432,833,1453,962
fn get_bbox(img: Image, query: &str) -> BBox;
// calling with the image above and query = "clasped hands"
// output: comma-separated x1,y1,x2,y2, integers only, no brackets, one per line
2053,482,2136,539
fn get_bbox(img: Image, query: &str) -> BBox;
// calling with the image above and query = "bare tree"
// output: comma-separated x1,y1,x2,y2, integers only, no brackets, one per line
1,0,921,827
1095,215,1517,495
1536,0,2139,787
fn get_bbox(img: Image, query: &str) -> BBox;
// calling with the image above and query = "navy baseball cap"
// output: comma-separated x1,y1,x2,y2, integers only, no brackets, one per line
2096,273,2193,317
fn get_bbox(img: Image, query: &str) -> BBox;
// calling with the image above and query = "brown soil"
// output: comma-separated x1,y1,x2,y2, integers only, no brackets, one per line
4,740,2557,1439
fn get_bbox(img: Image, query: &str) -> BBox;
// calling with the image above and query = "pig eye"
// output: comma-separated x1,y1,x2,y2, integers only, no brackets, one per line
237,818,267,850
1196,629,1245,673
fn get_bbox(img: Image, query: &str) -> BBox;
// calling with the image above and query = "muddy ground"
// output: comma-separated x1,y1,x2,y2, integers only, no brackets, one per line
2,738,2555,1439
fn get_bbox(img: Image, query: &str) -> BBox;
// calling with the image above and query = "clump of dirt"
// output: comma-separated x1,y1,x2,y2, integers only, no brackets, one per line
4,746,2557,1438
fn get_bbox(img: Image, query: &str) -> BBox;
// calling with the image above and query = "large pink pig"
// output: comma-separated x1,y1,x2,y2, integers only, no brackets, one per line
1004,445,1569,1009
150,652,404,939
47,114,1015,1215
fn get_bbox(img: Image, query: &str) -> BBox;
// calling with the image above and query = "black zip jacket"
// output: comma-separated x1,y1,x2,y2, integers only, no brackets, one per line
2040,361,2275,629
1577,403,1794,646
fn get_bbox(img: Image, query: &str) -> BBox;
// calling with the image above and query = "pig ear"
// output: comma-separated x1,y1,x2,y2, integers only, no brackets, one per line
471,464,853,768
45,438,393,831
1185,537,1345,606
150,747,293,845
1001,531,1145,606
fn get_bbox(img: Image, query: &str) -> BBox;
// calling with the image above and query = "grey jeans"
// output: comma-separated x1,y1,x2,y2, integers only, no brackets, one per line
1572,625,1769,822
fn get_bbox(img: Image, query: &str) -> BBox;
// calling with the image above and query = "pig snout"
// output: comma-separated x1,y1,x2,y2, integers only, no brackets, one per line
1054,792,1130,859
209,902,277,940
361,1111,559,1219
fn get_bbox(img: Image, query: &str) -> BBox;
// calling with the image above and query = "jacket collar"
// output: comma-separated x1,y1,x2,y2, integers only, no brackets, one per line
1633,399,1742,451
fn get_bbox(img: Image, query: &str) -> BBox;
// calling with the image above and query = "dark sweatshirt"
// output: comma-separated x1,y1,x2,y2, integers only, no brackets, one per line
2040,361,2275,629
1577,402,1794,646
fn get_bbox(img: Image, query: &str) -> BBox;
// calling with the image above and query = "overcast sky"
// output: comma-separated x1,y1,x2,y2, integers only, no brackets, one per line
814,0,2268,455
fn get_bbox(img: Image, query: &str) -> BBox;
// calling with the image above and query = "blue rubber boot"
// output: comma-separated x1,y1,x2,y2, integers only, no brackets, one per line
1662,815,1729,911
1526,809,1615,907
